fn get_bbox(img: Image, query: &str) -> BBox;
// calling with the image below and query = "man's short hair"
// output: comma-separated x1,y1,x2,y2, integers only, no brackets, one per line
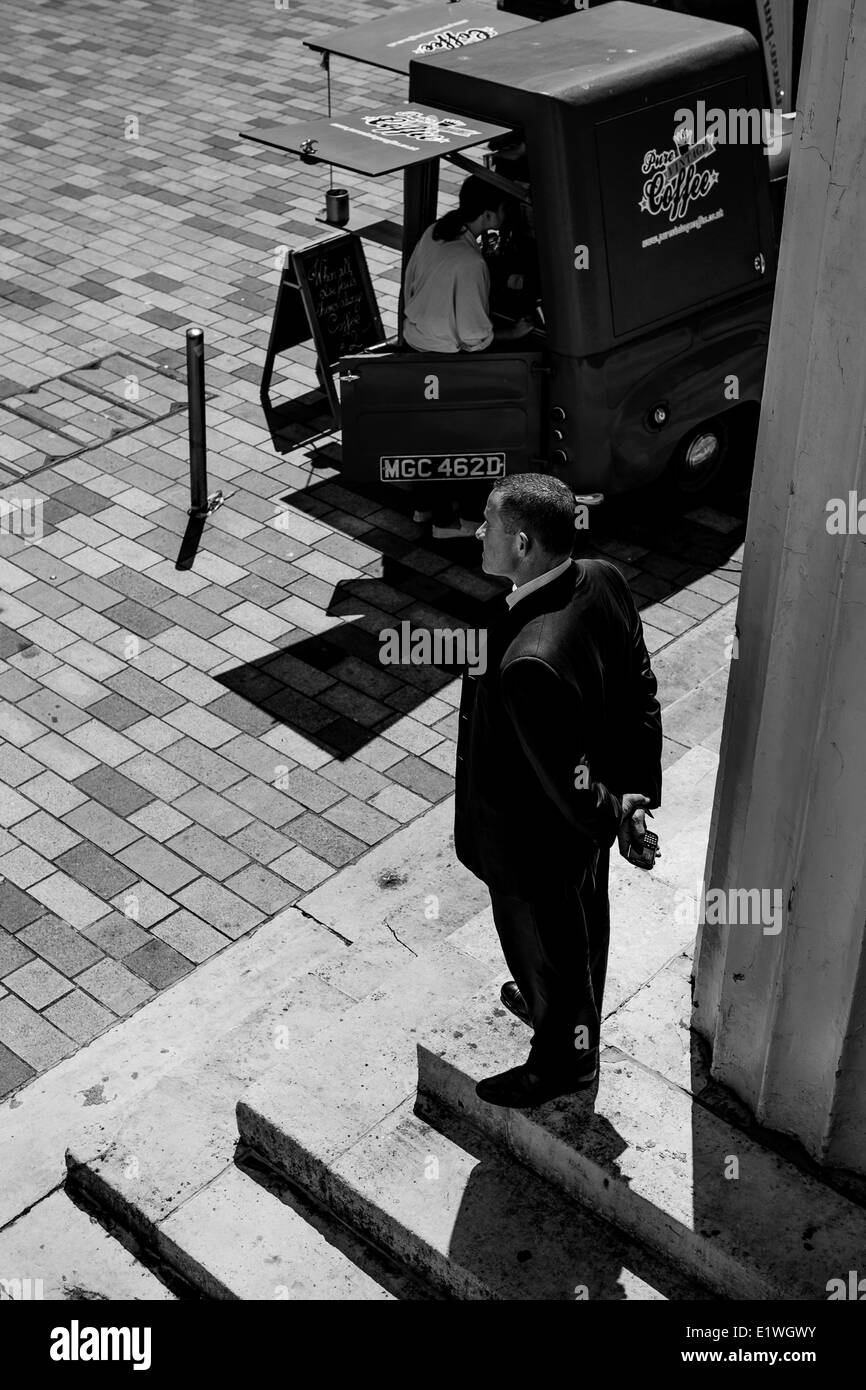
489,473,575,555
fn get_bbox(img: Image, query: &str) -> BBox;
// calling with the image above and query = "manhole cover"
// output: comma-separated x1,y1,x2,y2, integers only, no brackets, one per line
0,351,216,481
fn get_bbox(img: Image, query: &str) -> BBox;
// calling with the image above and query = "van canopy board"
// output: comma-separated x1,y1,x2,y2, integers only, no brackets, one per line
241,105,510,177
302,2,537,75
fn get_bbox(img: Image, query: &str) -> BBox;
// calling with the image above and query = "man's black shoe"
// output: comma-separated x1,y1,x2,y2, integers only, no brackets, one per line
500,980,531,1027
475,1061,598,1109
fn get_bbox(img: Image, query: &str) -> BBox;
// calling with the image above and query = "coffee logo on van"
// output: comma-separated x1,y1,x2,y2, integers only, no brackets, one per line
639,137,719,224
364,111,482,145
413,26,497,54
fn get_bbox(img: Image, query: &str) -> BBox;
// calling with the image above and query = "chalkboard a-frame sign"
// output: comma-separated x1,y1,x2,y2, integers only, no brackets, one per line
261,233,385,425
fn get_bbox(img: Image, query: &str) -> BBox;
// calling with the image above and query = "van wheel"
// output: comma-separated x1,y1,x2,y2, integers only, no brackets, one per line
670,420,727,494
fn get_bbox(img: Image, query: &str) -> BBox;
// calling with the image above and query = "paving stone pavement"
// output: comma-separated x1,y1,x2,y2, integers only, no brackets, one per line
0,0,747,1091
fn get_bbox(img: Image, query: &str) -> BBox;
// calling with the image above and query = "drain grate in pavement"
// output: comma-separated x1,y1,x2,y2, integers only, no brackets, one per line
0,351,216,481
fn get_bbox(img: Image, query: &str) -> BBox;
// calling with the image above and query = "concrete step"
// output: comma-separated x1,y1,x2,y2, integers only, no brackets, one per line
70,1148,427,1301
234,925,715,1300
604,945,703,1098
158,1160,434,1300
60,943,419,1260
0,1189,175,1301
414,987,866,1301
67,932,495,1226
56,792,504,1302
298,795,491,950
66,936,498,1297
636,742,720,902
652,600,736,709
4,795,483,1232
1,906,348,1228
238,938,495,1183
240,1091,714,1300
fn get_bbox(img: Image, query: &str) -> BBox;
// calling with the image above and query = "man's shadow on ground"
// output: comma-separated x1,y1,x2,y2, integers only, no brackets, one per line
439,1101,691,1300
214,567,488,758
213,469,503,759
198,468,747,762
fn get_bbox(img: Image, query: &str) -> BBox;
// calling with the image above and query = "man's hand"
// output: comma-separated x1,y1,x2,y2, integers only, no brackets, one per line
617,793,661,863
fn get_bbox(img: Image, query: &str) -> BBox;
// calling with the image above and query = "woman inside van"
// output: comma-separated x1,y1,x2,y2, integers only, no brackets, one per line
402,175,536,539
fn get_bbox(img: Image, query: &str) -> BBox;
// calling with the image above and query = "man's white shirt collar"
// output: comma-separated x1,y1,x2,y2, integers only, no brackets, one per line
506,556,573,609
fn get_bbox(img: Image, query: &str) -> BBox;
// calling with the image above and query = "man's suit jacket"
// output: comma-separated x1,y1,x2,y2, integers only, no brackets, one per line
454,557,663,897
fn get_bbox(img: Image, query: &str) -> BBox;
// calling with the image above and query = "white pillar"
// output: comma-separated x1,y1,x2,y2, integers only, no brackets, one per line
693,0,866,1174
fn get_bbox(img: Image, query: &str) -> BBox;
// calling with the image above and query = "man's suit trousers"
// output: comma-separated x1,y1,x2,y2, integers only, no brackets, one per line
488,845,610,1077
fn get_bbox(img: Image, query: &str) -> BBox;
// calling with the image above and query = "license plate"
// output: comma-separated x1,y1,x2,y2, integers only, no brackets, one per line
379,453,506,481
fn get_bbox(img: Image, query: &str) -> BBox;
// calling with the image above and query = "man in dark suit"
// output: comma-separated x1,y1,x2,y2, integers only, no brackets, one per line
454,473,663,1108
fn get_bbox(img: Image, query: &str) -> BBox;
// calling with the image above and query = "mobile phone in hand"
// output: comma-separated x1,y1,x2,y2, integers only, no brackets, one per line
626,829,659,870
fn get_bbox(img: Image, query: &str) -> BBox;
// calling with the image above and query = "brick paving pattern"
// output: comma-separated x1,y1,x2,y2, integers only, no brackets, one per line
0,0,747,1092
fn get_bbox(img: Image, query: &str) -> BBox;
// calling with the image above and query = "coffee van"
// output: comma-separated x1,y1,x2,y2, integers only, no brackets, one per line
245,1,785,495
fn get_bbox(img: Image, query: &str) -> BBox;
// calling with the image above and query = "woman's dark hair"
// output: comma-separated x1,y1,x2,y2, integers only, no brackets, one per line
433,175,504,242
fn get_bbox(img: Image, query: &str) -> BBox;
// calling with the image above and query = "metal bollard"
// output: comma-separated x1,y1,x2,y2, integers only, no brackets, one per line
186,327,223,518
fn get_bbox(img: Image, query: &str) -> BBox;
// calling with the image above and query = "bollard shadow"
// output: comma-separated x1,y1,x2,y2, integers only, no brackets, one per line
175,512,206,571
